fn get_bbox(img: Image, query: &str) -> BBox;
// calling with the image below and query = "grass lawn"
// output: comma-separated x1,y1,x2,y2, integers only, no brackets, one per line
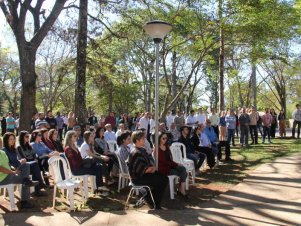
1,138,301,213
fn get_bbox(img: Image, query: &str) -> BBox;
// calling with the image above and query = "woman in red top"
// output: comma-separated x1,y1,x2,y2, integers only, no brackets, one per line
64,130,109,196
157,132,188,198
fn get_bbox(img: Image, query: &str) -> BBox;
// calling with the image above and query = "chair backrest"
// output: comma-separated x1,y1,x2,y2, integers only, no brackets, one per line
48,156,70,183
61,153,73,178
115,151,130,176
107,140,118,153
170,142,186,164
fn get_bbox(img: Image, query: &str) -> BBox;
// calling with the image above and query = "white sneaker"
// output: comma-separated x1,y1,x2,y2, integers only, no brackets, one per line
98,191,109,197
98,186,110,192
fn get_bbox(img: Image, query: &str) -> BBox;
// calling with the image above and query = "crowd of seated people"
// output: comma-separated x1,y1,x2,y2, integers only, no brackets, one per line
4,105,290,210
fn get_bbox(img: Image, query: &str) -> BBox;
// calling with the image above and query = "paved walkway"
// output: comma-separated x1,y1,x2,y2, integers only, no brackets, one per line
1,153,301,226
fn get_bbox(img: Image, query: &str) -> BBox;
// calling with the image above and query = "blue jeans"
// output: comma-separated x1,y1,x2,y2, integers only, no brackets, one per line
262,126,271,143
227,129,235,145
72,162,103,188
186,152,206,169
0,163,30,201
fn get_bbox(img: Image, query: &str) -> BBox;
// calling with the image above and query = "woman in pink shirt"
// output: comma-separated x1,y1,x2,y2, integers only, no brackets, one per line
261,108,272,144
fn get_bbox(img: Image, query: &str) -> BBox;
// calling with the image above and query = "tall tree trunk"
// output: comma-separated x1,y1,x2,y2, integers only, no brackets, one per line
171,51,177,112
75,0,88,125
251,64,257,108
19,46,37,131
218,0,225,111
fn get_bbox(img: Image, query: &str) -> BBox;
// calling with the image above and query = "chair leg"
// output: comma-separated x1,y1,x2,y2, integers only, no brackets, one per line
83,176,88,200
192,169,196,184
125,188,134,207
146,187,156,209
118,175,122,192
53,186,57,208
7,185,16,210
168,176,175,199
68,188,75,211
185,176,189,190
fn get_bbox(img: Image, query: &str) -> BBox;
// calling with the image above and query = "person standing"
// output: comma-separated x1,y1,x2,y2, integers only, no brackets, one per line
225,109,236,146
278,110,286,138
6,112,16,133
174,111,185,132
238,108,250,147
208,108,220,138
186,109,198,130
45,110,57,130
55,112,64,141
1,116,7,136
292,104,301,139
88,113,98,126
249,107,259,144
270,109,277,138
219,111,226,141
138,112,151,142
262,108,273,144
195,108,207,126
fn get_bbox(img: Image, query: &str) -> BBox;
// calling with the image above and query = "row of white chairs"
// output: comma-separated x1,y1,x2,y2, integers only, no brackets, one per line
0,141,203,211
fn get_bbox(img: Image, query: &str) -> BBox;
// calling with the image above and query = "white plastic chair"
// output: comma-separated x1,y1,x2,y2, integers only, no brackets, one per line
115,151,130,192
63,154,96,200
167,175,179,200
107,140,118,153
170,142,195,187
48,156,82,210
0,184,16,210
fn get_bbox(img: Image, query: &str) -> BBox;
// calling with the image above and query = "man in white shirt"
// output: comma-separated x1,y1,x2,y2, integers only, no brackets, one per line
115,123,125,138
166,110,176,130
186,109,197,128
138,112,151,143
138,112,150,130
104,124,116,141
195,108,207,125
292,104,301,138
208,108,220,138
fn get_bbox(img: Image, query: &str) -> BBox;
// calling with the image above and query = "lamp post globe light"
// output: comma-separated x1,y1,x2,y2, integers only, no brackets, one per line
143,20,172,170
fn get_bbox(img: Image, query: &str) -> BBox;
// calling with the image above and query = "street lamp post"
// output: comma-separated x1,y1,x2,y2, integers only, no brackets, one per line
143,20,172,170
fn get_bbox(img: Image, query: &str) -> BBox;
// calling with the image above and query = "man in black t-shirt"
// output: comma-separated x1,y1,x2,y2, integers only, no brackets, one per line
88,113,98,126
45,110,57,130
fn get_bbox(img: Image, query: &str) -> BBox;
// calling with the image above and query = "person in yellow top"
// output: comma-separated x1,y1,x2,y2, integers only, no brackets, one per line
0,136,38,209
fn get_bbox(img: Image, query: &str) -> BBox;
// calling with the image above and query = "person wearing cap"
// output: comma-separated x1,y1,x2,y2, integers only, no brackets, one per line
204,119,233,161
178,125,206,171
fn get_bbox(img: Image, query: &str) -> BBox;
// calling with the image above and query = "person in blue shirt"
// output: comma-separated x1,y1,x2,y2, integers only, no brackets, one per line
204,119,233,161
225,109,237,146
30,130,60,185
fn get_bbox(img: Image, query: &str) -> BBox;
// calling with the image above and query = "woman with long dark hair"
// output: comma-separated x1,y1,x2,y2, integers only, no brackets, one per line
49,129,64,152
64,130,109,196
157,132,188,198
17,131,47,195
0,132,38,208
